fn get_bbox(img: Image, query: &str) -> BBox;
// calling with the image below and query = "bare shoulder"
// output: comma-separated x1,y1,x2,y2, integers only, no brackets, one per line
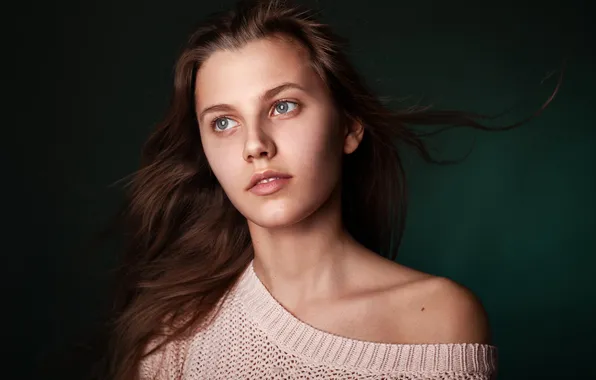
351,252,491,345
400,274,492,344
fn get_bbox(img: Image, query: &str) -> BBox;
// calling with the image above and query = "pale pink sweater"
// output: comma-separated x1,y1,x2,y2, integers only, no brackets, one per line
140,261,498,379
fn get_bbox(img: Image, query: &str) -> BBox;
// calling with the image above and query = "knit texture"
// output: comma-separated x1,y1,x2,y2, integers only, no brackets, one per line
140,261,498,379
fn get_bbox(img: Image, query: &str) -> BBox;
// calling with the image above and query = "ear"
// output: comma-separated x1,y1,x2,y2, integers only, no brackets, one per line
343,118,364,154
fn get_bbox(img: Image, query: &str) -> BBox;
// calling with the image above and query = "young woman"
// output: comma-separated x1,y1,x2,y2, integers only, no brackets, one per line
105,0,555,378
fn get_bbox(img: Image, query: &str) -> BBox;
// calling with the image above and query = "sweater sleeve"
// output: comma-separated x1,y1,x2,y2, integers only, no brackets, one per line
138,337,168,380
138,336,189,380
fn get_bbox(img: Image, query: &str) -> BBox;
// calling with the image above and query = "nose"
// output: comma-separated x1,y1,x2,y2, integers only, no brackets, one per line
242,123,277,162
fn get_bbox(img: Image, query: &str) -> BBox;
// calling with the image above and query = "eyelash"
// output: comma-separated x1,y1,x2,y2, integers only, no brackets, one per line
209,99,300,132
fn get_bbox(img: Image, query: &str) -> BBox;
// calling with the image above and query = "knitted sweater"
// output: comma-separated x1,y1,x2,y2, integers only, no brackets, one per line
140,261,498,379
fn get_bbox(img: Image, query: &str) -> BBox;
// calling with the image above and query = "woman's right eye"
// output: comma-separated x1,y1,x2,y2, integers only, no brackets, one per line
212,117,239,132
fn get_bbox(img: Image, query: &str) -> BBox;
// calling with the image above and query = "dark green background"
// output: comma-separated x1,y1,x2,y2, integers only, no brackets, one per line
11,0,594,379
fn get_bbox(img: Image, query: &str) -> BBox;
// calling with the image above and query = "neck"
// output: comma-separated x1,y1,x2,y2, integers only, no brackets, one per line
247,189,360,310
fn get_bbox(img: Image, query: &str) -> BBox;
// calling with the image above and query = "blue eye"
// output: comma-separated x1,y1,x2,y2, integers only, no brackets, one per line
210,102,297,132
212,117,239,132
272,101,298,116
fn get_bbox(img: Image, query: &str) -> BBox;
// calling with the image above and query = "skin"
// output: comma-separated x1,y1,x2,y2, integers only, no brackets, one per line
195,36,491,345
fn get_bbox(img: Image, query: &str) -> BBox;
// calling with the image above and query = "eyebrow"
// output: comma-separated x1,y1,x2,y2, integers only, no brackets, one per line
197,82,306,123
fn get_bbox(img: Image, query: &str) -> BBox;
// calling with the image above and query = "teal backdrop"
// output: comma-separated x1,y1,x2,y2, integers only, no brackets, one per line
13,0,594,379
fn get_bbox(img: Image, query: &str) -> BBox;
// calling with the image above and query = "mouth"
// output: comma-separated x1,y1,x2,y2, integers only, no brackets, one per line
246,170,292,194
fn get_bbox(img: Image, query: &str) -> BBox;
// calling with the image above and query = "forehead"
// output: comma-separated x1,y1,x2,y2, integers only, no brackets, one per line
195,37,321,105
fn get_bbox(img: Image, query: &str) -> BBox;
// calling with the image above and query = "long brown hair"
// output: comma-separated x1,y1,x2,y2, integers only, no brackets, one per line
106,0,561,378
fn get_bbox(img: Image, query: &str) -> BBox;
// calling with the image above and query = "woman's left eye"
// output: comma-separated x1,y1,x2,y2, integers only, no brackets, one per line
272,101,298,116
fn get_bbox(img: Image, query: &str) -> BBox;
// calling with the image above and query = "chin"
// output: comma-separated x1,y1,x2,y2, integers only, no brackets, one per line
245,206,305,229
228,182,339,230
240,199,321,229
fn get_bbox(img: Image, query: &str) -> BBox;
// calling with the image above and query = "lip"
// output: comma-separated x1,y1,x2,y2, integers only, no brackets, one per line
246,170,292,191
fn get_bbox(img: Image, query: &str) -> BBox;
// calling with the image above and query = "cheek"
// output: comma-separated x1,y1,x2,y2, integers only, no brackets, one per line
283,114,343,174
202,139,244,193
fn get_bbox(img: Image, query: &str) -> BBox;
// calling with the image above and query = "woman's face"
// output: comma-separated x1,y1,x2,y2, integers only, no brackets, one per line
195,36,361,228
